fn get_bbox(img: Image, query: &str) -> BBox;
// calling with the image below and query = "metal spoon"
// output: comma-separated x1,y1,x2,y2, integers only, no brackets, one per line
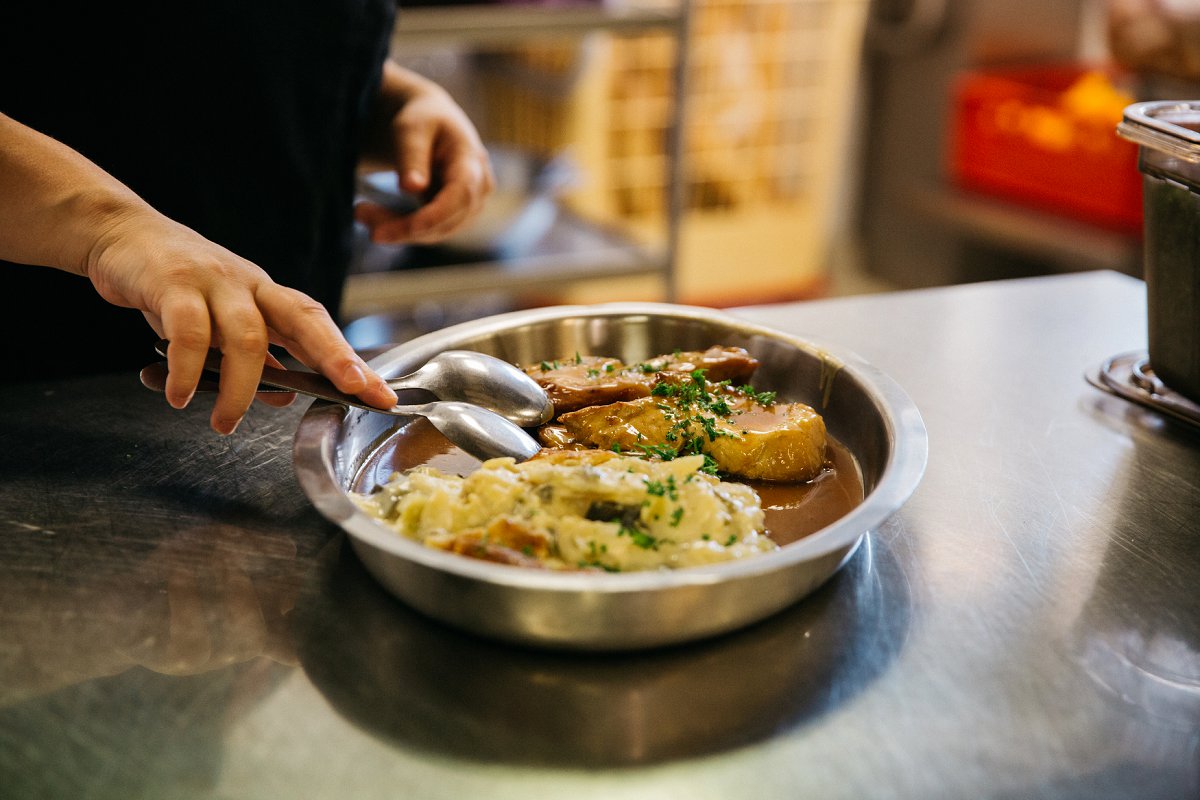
384,349,552,427
151,340,552,426
142,347,542,463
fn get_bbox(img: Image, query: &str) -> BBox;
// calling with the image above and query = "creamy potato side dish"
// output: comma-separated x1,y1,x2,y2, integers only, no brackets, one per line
352,449,777,572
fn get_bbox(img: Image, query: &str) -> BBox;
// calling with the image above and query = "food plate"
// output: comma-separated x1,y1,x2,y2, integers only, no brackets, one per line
293,303,928,650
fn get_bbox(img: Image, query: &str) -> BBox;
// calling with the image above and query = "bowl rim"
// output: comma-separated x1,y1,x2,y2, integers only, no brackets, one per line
294,302,928,594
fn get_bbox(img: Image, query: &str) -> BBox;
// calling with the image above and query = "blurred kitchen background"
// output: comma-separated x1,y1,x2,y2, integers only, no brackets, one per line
342,0,1200,350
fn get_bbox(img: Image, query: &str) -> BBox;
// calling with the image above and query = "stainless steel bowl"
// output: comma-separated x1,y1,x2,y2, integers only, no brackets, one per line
294,303,928,650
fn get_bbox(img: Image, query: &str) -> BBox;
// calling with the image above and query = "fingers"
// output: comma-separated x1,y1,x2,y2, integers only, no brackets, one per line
208,315,271,435
158,281,392,435
156,280,310,435
394,122,434,197
158,295,213,412
256,283,398,411
355,189,474,245
357,157,491,245
255,351,297,409
162,293,267,434
357,86,493,246
88,207,380,436
154,304,294,412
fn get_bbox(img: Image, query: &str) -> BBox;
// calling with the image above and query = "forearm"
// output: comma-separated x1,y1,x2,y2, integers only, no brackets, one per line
0,112,398,432
0,112,151,276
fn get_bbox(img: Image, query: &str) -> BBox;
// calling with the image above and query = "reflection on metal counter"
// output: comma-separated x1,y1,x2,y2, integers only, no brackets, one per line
292,534,909,766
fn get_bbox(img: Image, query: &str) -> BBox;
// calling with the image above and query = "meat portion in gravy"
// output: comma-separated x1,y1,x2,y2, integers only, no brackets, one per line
554,381,827,482
524,346,760,414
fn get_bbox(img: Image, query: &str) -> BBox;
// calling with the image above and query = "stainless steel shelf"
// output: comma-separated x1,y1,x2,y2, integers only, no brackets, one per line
393,2,685,46
342,208,667,317
910,185,1143,276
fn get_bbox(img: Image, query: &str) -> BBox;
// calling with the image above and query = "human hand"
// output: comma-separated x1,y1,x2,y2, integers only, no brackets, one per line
354,62,494,245
0,112,394,435
87,209,398,434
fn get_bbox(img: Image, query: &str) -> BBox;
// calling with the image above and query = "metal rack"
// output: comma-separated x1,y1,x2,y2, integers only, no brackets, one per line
341,1,691,322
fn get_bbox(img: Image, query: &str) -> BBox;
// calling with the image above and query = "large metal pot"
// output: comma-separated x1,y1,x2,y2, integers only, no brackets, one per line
1119,101,1200,405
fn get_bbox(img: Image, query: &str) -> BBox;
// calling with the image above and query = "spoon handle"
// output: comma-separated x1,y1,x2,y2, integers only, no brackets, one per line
152,339,400,415
146,341,543,461
139,361,289,394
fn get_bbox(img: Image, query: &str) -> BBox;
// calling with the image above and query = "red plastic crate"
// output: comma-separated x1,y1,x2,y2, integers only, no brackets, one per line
948,64,1143,234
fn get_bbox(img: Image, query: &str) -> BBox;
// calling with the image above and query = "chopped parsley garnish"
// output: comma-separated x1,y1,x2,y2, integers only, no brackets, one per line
638,367,744,474
579,560,621,572
644,475,678,500
736,384,777,405
698,415,725,442
637,442,676,461
617,522,658,550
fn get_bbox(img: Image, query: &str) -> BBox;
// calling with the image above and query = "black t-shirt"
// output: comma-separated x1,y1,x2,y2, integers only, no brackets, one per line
0,1,395,378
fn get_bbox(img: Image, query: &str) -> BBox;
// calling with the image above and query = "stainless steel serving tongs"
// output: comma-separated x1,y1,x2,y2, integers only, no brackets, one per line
140,340,543,462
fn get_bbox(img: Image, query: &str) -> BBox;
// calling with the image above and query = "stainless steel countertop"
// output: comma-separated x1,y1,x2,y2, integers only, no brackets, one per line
2,271,1197,799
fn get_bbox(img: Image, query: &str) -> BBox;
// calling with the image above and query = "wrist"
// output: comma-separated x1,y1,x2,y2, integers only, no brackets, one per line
79,192,158,281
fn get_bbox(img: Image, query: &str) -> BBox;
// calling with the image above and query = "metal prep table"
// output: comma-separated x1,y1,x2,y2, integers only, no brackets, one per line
1,270,1196,799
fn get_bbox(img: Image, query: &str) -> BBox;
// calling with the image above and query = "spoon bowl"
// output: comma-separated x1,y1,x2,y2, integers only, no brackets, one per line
415,400,542,462
388,350,552,427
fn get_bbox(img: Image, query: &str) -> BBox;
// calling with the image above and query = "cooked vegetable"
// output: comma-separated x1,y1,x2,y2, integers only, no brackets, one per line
352,449,775,572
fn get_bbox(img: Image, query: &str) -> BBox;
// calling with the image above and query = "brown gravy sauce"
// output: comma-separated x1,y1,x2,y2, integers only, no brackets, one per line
354,419,865,548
